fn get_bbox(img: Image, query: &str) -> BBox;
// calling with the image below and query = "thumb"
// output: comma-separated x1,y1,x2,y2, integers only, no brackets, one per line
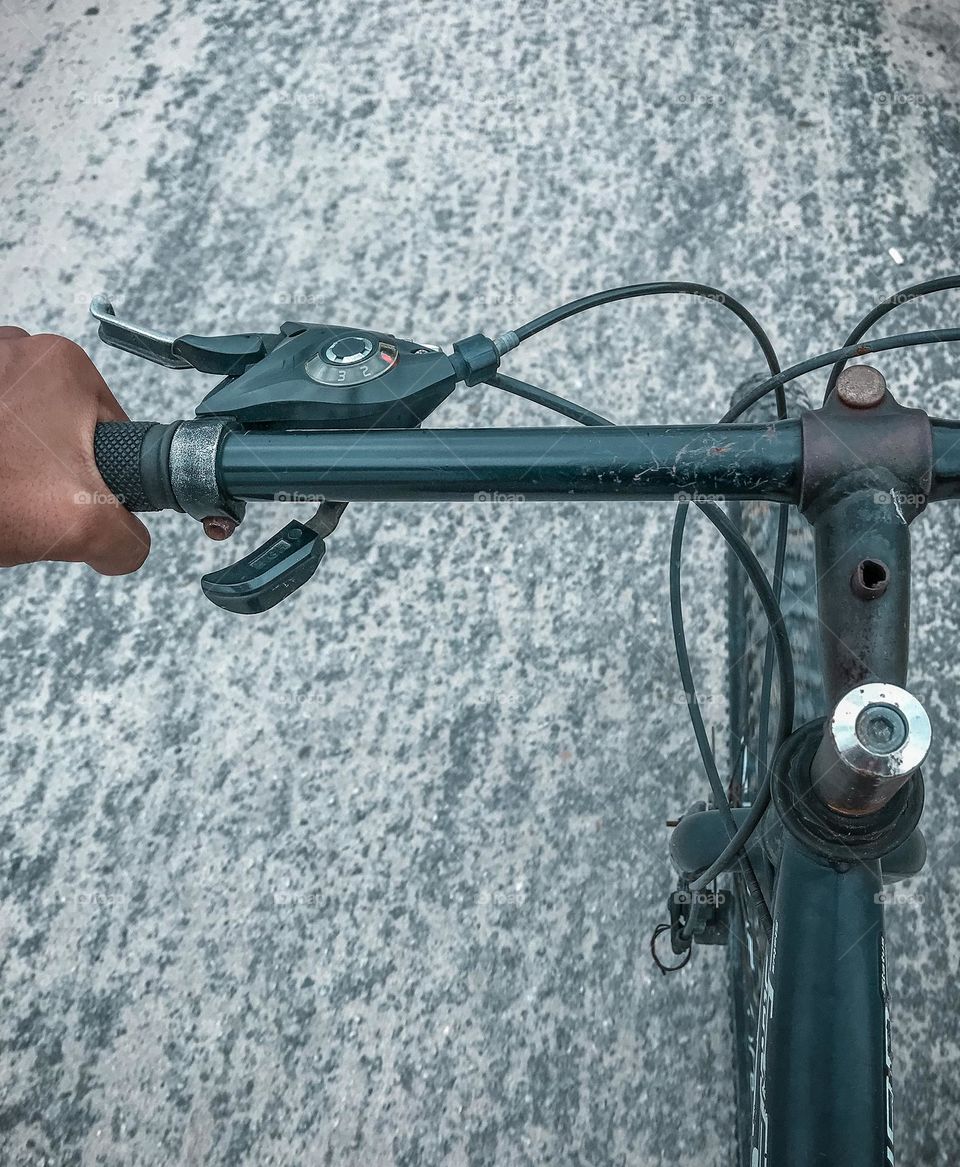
83,500,151,576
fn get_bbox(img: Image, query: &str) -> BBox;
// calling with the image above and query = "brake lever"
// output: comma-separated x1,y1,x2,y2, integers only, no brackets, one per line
91,295,278,376
199,501,348,615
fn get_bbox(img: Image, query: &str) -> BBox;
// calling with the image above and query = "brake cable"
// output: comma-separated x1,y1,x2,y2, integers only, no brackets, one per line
504,281,781,381
823,274,960,403
724,326,960,421
485,372,614,427
489,281,792,918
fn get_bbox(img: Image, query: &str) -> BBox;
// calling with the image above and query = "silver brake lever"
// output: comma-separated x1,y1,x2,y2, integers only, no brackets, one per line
90,294,191,369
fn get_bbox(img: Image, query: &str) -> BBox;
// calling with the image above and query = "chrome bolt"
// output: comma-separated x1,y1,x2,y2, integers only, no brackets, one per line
812,683,930,815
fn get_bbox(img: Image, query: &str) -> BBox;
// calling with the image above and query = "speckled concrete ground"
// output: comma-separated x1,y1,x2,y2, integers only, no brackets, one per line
2,1,960,1164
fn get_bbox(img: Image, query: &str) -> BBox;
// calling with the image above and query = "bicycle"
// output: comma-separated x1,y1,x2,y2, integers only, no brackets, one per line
86,276,960,1165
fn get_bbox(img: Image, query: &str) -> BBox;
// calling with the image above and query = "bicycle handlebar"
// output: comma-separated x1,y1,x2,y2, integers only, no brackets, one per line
92,411,960,613
94,421,179,512
95,418,806,511
94,415,960,511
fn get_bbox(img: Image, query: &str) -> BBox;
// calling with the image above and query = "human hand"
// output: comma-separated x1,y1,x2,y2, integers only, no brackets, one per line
0,327,150,574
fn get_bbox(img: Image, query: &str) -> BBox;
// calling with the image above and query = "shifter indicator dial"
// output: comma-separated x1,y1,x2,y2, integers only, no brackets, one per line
305,336,399,386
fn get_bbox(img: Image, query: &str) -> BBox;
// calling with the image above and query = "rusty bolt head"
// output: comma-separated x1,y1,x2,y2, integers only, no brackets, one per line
202,516,238,541
836,364,886,408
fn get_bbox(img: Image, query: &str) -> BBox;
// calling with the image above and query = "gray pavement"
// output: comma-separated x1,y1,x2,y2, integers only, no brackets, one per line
2,1,960,1163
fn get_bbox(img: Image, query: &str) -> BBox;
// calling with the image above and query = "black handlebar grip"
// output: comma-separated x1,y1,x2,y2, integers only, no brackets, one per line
94,421,181,512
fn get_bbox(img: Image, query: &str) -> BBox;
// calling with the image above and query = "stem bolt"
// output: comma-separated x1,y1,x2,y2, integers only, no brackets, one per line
836,365,887,408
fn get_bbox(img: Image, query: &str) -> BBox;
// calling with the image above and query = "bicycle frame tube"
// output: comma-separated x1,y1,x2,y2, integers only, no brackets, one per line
754,838,891,1166
751,388,928,1166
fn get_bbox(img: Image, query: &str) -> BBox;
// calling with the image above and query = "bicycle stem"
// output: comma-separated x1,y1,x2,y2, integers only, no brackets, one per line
798,368,933,818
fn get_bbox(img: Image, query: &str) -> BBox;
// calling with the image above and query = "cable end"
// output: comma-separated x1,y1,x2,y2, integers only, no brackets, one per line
493,330,520,357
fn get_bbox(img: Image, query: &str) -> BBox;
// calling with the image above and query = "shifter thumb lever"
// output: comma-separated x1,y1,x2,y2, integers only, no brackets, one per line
200,501,348,615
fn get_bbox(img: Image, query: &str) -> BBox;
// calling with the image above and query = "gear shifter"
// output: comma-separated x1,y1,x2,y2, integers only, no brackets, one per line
92,294,458,611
